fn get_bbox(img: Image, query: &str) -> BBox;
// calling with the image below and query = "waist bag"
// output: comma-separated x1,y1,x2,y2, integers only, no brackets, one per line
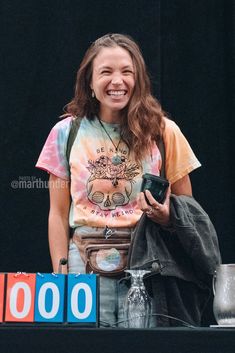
72,229,131,277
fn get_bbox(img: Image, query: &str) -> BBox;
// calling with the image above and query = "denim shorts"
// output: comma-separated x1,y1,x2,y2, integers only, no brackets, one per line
68,226,132,327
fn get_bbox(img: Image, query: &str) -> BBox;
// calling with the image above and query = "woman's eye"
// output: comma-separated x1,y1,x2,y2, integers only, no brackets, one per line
123,70,134,74
101,70,111,75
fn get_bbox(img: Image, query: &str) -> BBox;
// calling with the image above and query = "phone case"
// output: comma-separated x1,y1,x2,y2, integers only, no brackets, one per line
141,173,169,204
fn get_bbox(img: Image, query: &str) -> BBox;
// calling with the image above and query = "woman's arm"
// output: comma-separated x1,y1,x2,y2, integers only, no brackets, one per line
171,174,192,196
48,174,71,273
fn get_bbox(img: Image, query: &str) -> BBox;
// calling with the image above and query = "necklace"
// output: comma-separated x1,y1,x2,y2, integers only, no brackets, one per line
98,118,122,166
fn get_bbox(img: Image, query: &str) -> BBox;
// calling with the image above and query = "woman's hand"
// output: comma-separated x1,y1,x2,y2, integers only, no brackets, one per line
137,186,171,226
137,174,193,226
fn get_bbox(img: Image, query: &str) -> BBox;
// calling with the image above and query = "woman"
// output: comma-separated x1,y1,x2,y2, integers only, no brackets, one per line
36,33,201,326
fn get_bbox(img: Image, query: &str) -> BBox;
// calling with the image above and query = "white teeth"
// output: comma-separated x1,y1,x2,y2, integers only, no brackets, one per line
107,90,126,96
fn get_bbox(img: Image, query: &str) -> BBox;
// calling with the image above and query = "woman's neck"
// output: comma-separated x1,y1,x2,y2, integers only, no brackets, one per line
99,108,123,124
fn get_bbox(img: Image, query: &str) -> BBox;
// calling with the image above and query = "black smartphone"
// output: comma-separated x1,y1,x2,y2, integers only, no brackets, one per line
141,173,169,204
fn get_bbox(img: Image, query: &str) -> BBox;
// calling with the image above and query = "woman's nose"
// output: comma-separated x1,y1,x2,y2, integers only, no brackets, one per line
111,74,123,85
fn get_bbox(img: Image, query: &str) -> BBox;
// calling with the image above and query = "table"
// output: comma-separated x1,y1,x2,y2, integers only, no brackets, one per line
0,325,235,353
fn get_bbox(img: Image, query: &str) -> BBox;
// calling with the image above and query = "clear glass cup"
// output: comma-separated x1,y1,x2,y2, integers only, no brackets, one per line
123,269,152,328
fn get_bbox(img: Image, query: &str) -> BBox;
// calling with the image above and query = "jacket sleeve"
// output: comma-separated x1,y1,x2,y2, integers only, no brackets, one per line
170,194,222,276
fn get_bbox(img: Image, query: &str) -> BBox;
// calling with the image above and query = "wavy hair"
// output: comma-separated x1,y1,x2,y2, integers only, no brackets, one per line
64,33,166,162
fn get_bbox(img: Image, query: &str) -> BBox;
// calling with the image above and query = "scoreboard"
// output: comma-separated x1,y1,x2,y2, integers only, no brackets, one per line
0,273,98,325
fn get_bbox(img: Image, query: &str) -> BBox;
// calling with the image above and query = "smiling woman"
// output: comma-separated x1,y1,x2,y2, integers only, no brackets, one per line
36,33,203,327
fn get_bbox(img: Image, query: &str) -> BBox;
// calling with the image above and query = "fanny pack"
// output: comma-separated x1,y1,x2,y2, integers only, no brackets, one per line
72,228,131,277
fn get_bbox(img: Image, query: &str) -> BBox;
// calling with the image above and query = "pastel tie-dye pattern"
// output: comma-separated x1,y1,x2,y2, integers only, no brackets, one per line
36,117,72,180
36,116,201,228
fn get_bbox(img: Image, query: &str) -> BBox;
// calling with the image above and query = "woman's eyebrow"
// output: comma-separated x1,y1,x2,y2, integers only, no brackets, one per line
97,65,112,71
97,65,134,72
122,65,134,70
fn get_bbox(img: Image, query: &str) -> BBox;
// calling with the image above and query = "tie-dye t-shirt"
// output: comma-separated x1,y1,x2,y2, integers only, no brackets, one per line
36,116,201,228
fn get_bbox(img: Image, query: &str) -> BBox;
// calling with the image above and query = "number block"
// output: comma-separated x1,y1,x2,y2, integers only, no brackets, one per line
5,273,36,322
34,273,66,322
67,274,98,324
0,274,5,322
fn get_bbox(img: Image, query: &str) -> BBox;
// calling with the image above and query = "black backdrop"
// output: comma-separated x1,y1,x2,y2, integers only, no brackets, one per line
0,0,234,279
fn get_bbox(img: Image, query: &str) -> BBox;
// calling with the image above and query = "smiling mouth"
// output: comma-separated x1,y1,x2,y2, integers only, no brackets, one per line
107,90,127,96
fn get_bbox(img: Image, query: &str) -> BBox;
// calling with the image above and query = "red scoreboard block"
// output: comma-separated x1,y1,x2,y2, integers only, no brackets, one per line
5,273,36,322
0,273,5,322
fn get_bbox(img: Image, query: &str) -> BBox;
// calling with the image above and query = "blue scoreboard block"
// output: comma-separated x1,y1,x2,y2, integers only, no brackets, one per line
34,273,66,322
67,274,98,324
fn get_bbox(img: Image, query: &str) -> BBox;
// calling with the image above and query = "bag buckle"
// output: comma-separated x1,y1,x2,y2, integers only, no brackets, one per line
103,226,115,239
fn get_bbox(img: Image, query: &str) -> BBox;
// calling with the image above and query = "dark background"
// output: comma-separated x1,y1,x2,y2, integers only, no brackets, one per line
0,0,234,306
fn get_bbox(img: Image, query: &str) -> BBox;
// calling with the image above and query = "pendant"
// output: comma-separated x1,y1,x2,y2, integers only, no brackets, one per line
112,154,122,165
112,177,118,187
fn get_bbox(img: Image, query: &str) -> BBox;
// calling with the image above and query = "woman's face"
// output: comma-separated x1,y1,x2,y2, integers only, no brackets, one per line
90,46,135,122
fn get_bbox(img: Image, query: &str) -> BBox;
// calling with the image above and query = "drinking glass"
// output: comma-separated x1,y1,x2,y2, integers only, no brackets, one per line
123,269,152,328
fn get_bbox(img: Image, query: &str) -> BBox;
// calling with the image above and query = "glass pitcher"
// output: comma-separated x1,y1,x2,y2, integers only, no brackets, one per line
123,269,152,328
213,264,235,325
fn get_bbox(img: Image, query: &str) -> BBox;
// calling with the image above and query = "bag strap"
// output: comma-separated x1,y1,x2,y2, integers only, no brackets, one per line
66,117,166,179
66,117,81,163
158,137,166,179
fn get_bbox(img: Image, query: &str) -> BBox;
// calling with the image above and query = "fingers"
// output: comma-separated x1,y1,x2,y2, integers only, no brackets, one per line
145,184,171,206
137,191,150,212
137,185,171,225
144,190,161,209
145,207,154,216
137,191,161,219
164,184,171,206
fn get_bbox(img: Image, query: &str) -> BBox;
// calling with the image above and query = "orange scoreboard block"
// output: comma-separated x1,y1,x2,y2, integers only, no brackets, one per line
0,274,5,322
5,273,36,322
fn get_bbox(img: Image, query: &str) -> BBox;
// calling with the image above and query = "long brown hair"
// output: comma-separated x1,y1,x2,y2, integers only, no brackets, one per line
64,33,165,162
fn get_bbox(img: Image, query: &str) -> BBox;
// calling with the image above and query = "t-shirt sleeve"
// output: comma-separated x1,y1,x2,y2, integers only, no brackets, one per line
35,117,72,180
163,118,201,184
